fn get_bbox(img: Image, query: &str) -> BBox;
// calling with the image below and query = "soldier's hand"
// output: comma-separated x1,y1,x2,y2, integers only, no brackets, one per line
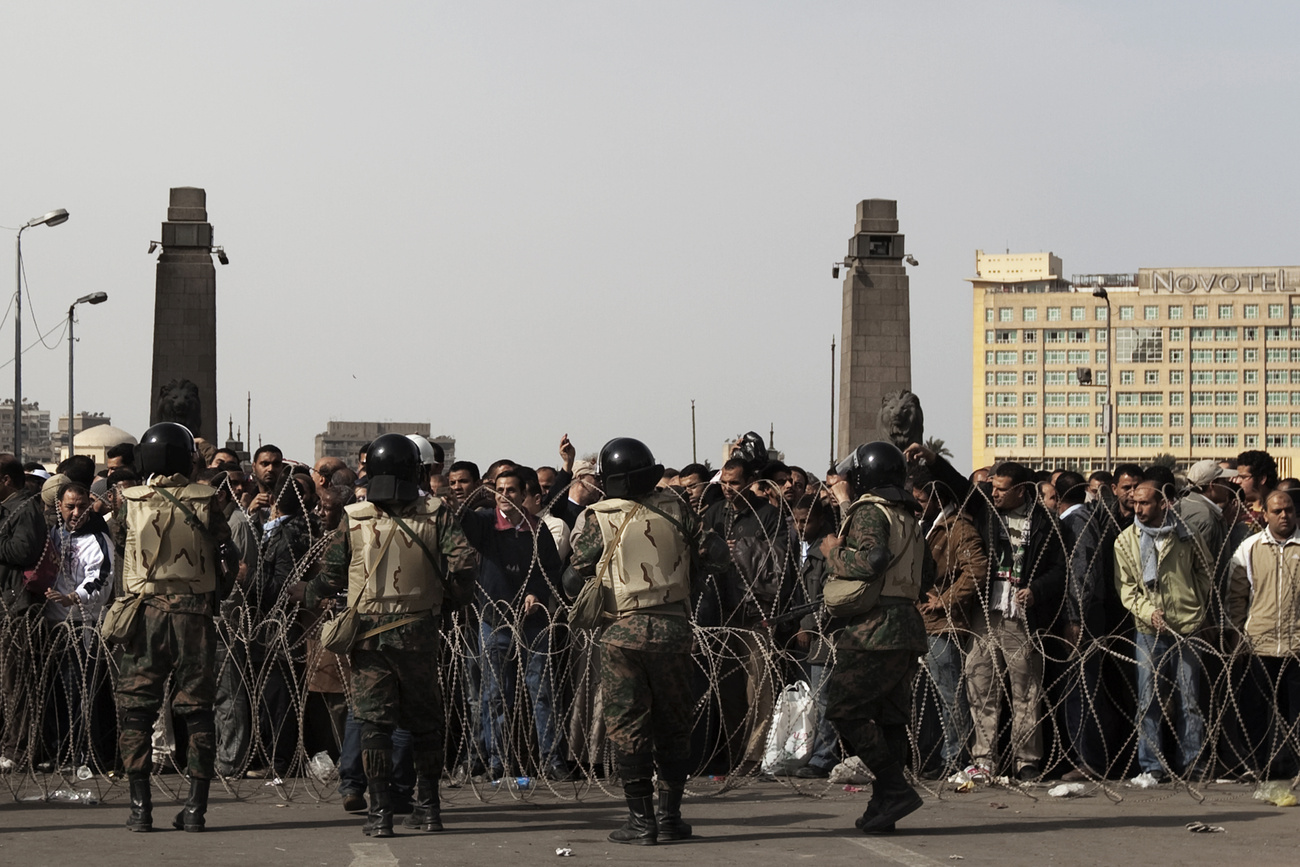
287,582,308,606
819,535,842,559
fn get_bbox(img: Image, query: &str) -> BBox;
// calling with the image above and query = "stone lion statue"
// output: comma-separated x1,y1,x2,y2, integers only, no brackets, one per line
878,389,924,451
156,378,201,435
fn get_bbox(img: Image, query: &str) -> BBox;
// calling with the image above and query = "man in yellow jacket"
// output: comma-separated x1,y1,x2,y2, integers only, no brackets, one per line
1114,480,1213,784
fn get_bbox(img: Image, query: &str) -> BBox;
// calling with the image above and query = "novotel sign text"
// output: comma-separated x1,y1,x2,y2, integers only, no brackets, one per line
1139,268,1300,294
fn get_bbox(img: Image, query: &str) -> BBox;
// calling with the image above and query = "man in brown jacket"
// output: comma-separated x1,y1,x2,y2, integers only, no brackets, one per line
911,465,986,779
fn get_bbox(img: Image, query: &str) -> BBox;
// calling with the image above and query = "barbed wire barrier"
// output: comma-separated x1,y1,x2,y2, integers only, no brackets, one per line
2,473,1298,812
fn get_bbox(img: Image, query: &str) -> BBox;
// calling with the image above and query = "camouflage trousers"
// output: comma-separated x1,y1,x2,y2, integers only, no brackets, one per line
824,648,918,773
113,605,216,778
350,639,444,780
600,643,693,783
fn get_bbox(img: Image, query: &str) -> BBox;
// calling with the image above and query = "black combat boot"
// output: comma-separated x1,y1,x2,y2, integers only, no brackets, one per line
126,773,153,832
656,782,691,842
173,778,210,832
609,780,657,845
401,776,442,832
363,779,395,838
857,762,923,834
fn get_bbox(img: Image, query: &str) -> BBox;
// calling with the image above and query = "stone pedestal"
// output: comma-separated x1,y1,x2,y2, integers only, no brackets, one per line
149,187,218,443
836,199,912,458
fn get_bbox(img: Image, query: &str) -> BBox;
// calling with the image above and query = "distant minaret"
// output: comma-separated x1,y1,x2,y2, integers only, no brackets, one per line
149,187,219,443
836,199,912,458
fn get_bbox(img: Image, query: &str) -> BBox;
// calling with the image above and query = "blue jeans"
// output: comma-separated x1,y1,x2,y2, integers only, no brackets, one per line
1064,642,1107,772
926,633,970,769
804,663,841,771
338,710,414,798
480,619,562,772
1135,631,1205,775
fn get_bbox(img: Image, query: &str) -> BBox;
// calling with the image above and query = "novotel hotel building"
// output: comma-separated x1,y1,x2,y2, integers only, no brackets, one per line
970,250,1300,475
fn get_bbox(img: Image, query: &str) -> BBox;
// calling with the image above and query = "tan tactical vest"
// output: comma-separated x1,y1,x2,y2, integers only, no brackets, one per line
122,481,218,595
589,490,691,614
842,493,924,601
345,497,445,615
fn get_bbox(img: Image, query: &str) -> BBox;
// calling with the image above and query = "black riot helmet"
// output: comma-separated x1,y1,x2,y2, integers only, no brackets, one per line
137,422,197,479
598,437,663,500
835,441,908,501
365,434,423,503
730,430,769,475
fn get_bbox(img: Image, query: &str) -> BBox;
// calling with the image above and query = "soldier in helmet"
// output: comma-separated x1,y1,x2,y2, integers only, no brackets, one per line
291,434,477,838
114,423,238,832
563,437,727,845
821,441,932,834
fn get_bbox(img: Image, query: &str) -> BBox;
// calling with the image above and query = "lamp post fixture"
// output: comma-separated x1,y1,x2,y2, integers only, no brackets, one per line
1093,285,1114,468
14,208,69,459
67,292,108,458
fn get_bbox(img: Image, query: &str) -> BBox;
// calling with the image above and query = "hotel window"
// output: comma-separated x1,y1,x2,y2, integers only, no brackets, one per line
1170,434,1185,447
1244,304,1259,319
1096,349,1107,363
1244,413,1259,427
1045,371,1065,385
1170,392,1184,405
1266,413,1287,426
1218,304,1234,320
1071,307,1085,321
1246,435,1260,447
1268,391,1289,405
1270,303,1284,319
986,309,995,322
1116,327,1163,362
1170,413,1185,426
1145,370,1159,384
1192,434,1213,448
1023,350,1038,364
996,372,1018,385
996,393,1017,406
985,372,996,386
1169,327,1184,342
1215,371,1239,384
1045,435,1066,447
1141,413,1163,427
996,435,1018,448
985,393,996,407
1215,327,1238,341
1117,413,1139,428
1044,350,1065,364
1000,308,1013,322
1244,370,1258,383
1170,370,1184,384
1067,329,1088,343
1141,435,1164,448
1141,393,1163,405
986,435,996,447
1096,435,1109,447
996,413,1018,427
1119,306,1134,321
1268,348,1288,362
1191,349,1213,363
1266,327,1289,340
1023,371,1037,385
1117,392,1138,406
1046,393,1066,407
1045,329,1064,344
1168,305,1183,320
1144,305,1159,320
1243,391,1258,405
1023,393,1037,407
995,329,1017,344
1193,305,1208,320
1047,307,1061,321
1120,370,1135,385
1068,393,1089,407
1216,434,1239,448
1170,349,1184,363
1023,435,1038,447
1023,308,1038,322
1192,413,1212,427
1023,329,1037,343
1068,350,1089,364
996,351,1017,364
1244,348,1258,362
1068,413,1089,428
1097,392,1108,405
1095,306,1108,321
1215,392,1237,405
1022,413,1037,427
1045,413,1066,427
1118,435,1140,448
1192,392,1213,406
1215,413,1238,427
1215,349,1239,364
1069,434,1089,447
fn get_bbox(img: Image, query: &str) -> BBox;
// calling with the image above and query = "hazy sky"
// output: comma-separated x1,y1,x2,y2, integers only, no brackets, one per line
3,1,1298,472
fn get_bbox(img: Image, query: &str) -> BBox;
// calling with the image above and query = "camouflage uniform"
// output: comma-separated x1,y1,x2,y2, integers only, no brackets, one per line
824,500,929,776
569,491,724,842
114,474,234,781
302,495,476,831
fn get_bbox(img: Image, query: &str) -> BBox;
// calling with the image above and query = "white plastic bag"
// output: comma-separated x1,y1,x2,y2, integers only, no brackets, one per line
761,680,816,775
308,751,338,784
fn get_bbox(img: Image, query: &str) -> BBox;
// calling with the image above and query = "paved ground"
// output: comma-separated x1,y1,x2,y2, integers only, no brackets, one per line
1,776,1296,867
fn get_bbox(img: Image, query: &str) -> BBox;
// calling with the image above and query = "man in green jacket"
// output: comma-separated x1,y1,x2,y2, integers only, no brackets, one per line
1114,480,1213,784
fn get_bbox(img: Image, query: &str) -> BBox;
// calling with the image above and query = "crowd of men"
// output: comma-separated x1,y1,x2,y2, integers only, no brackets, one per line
1,425,1299,837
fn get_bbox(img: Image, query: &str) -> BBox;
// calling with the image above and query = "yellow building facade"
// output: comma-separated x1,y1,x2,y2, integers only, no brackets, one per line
970,252,1300,476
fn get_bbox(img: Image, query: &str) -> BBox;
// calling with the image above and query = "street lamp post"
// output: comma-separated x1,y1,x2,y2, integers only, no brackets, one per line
1093,286,1114,469
13,208,69,459
67,292,108,458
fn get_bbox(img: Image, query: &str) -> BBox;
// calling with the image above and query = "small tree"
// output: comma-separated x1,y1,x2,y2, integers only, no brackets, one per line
1151,452,1177,469
925,437,954,460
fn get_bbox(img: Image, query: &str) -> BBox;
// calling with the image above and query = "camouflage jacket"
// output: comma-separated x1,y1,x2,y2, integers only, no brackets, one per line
569,493,725,650
303,496,477,650
827,494,929,653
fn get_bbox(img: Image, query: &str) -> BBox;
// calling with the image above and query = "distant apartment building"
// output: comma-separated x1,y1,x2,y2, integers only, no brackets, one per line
314,420,455,470
971,251,1300,475
0,400,54,463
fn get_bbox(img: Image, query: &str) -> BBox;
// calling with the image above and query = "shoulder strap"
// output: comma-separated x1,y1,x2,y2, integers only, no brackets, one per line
153,486,215,544
639,498,687,537
597,503,644,586
390,512,442,576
